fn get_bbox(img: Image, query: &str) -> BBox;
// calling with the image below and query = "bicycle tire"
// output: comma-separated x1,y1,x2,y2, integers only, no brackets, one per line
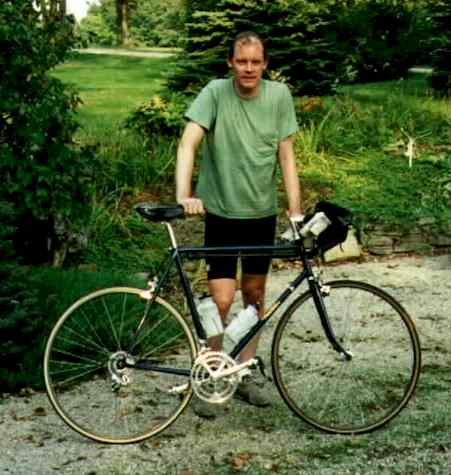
44,287,197,444
271,280,421,435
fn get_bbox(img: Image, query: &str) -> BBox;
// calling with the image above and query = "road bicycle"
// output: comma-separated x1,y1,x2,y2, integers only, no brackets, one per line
43,203,421,444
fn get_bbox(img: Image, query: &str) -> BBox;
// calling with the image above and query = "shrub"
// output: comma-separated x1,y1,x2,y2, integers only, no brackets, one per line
0,264,45,391
124,92,189,140
83,202,169,274
78,12,116,46
334,0,434,84
0,0,96,266
0,264,148,392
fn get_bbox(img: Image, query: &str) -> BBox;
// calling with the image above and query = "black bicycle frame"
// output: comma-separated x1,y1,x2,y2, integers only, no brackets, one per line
129,239,351,375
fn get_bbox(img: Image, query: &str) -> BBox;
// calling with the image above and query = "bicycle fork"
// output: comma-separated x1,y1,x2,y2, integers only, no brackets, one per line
309,278,353,361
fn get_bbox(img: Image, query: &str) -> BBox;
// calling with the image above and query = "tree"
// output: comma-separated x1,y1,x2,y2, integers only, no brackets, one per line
130,0,184,47
167,0,439,95
80,0,184,47
428,0,451,96
168,0,339,96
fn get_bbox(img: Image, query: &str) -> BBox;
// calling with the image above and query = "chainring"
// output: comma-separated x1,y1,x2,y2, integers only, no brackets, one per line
190,349,239,404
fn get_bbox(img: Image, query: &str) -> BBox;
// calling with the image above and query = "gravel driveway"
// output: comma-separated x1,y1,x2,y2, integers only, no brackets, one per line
1,254,450,475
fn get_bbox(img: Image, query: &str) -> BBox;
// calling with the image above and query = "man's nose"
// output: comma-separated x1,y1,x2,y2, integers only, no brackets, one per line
245,61,253,71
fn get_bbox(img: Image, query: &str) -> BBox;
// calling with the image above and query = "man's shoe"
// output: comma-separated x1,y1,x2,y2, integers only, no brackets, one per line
235,375,271,407
191,397,219,419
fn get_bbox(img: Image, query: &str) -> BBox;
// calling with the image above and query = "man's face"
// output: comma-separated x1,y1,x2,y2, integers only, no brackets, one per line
227,40,267,94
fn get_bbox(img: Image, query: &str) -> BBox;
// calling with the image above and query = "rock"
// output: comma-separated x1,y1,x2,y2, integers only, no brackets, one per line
429,233,451,247
393,233,430,253
364,234,394,255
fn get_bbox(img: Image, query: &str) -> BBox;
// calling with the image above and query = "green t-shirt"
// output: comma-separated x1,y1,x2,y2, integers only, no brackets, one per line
185,78,298,219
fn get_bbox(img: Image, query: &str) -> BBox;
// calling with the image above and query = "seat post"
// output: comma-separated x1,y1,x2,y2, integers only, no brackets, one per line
164,222,178,249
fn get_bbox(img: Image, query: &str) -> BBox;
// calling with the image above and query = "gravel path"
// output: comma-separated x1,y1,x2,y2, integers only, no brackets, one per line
1,254,450,475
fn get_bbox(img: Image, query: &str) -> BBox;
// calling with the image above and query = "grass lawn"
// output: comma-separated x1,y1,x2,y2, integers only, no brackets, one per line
51,53,451,271
52,52,174,132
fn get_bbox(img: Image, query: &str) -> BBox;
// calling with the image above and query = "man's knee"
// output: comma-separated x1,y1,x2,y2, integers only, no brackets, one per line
241,276,266,306
211,288,235,317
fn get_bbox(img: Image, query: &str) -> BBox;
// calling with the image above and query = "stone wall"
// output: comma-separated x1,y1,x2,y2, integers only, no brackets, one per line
361,219,451,255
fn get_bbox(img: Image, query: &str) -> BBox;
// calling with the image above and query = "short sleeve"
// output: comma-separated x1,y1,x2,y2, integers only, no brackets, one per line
185,82,217,131
278,85,299,141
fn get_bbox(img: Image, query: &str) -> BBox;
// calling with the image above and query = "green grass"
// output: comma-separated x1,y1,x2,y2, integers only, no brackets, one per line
51,54,451,270
51,53,177,271
53,52,173,132
296,76,451,229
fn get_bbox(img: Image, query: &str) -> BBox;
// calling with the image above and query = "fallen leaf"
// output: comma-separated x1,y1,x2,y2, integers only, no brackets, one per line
231,452,254,471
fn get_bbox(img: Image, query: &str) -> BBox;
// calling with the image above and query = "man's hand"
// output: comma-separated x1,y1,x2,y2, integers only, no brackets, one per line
178,197,205,215
281,212,305,241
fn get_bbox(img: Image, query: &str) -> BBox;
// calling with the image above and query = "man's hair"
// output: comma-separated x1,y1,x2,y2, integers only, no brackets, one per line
228,31,268,61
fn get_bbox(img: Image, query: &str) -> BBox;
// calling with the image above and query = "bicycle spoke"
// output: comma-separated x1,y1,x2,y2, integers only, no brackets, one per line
102,297,122,351
44,289,196,443
57,325,111,357
272,281,420,434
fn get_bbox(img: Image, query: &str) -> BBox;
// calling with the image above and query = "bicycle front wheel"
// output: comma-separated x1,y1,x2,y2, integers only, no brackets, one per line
44,287,197,444
272,280,421,434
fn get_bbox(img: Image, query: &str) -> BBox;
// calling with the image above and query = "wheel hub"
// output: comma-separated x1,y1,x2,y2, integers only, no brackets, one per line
108,351,131,391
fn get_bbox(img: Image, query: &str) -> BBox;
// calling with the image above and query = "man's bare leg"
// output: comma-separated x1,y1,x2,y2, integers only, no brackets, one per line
239,273,267,362
234,272,270,407
207,278,236,350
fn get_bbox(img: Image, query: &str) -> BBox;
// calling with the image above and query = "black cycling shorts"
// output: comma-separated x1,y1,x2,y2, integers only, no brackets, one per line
204,212,277,280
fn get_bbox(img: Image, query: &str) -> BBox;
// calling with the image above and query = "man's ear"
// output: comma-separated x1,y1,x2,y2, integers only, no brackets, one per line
227,58,232,68
263,59,269,70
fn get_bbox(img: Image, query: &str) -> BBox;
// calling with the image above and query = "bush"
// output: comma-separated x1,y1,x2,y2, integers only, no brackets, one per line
0,264,45,391
334,0,434,84
124,92,189,140
0,265,148,392
83,202,169,274
0,0,96,266
78,12,116,46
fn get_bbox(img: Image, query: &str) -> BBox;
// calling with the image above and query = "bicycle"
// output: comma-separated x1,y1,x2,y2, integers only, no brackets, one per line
43,203,421,444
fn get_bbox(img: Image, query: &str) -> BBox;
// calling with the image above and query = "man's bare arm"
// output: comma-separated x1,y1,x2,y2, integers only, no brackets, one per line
278,135,303,217
176,121,206,215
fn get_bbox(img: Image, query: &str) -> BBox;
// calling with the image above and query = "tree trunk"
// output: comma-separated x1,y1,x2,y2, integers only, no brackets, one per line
37,0,67,24
116,0,131,47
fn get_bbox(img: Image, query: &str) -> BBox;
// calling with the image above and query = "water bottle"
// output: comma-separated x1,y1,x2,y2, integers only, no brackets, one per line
223,305,259,353
195,296,224,338
300,212,331,238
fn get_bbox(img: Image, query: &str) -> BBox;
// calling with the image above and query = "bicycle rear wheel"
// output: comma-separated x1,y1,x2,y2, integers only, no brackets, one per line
272,280,421,434
44,287,197,444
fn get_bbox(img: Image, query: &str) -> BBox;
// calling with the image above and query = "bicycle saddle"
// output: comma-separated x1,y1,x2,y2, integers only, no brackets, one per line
135,203,185,222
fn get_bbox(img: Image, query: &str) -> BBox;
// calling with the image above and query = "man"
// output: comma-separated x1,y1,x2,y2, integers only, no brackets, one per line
176,31,302,417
